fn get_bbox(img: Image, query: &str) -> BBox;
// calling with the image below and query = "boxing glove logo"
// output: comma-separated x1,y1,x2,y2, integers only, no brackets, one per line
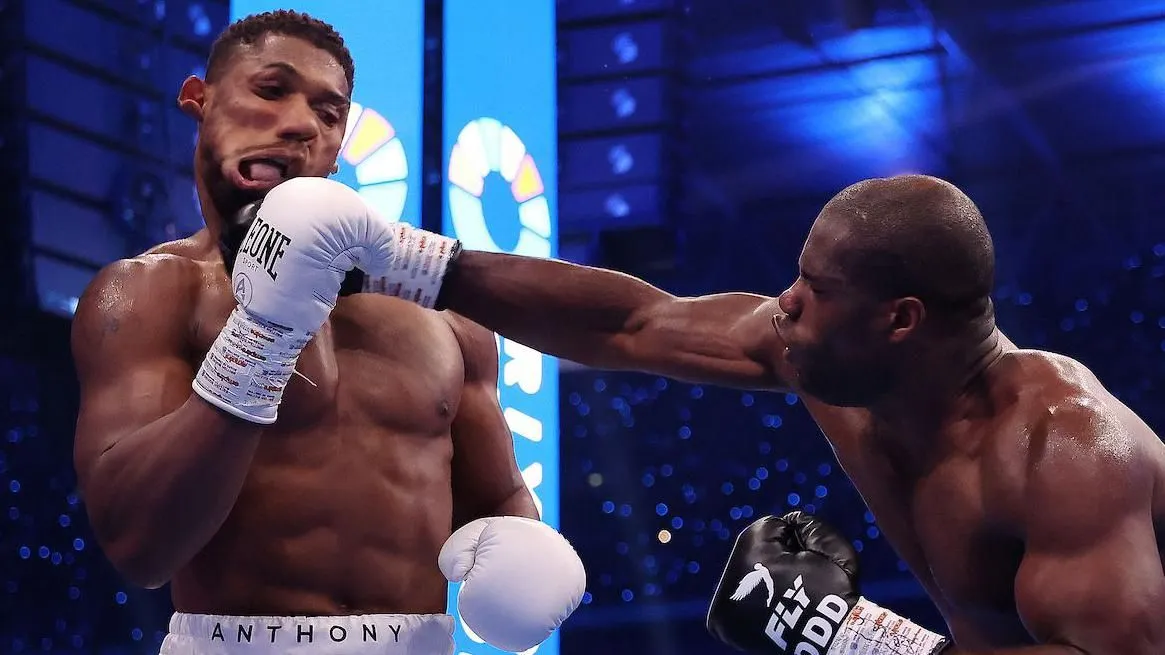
233,273,253,309
238,214,293,282
732,566,849,655
729,563,776,606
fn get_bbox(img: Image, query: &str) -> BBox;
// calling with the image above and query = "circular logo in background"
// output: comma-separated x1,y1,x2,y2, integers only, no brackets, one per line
337,102,409,223
447,117,551,258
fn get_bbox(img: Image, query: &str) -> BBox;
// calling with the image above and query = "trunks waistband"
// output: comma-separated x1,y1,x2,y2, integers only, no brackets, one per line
159,612,455,655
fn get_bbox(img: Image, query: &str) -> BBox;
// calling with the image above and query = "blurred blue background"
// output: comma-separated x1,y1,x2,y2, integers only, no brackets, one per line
6,0,1165,653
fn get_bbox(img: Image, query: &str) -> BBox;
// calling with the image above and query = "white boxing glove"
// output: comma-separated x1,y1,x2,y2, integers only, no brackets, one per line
362,223,460,309
440,517,586,652
193,177,395,424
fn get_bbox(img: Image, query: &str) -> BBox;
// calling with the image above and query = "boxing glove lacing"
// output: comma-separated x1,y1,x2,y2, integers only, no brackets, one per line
193,306,313,424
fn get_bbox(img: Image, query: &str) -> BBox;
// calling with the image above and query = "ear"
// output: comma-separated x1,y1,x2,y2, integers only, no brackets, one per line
177,75,208,121
886,297,925,343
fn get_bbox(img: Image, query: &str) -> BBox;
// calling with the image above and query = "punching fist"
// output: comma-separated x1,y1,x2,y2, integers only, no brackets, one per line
439,517,586,652
707,512,950,655
194,177,395,424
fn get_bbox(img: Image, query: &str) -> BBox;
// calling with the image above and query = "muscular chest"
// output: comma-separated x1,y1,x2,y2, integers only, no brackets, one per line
908,465,1023,611
193,283,465,434
833,433,1026,639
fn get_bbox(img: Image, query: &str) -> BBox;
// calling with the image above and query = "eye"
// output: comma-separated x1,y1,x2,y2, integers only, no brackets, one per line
796,273,826,297
316,108,341,127
255,84,285,99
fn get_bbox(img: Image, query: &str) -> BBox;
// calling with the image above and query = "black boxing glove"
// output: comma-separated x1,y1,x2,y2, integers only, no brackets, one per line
707,512,950,655
220,201,366,296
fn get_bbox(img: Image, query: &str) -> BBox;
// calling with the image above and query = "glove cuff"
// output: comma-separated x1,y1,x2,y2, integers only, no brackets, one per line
364,225,460,309
826,596,949,655
192,306,311,425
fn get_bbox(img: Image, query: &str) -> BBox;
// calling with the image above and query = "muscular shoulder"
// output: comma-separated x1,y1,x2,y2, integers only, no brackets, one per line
442,311,499,381
999,349,1097,391
140,234,212,259
996,350,1129,441
77,253,201,314
987,350,1145,531
72,254,201,360
985,350,1103,425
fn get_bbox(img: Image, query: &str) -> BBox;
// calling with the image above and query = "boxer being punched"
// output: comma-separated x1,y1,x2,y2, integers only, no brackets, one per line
378,174,1165,653
70,11,583,654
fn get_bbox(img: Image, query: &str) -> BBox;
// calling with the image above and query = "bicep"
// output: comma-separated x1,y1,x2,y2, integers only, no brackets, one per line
73,354,194,472
448,318,533,525
71,261,194,487
1015,513,1165,653
1013,422,1165,653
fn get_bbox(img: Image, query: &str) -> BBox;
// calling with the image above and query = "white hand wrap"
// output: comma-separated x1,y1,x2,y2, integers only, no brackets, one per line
826,597,949,655
193,307,310,425
362,224,460,309
190,176,397,424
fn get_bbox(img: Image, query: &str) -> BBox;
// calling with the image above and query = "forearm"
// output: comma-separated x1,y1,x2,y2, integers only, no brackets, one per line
438,250,777,388
84,395,262,588
439,250,671,369
454,486,540,530
492,487,540,521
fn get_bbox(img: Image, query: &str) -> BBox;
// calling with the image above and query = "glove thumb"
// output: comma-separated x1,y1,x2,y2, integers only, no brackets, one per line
783,511,859,578
439,517,497,583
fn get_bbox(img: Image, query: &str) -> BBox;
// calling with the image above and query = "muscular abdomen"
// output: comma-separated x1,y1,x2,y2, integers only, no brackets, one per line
173,426,454,615
172,295,466,616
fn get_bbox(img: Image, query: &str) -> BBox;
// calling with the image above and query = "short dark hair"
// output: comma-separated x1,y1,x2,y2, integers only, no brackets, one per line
205,10,355,95
822,174,995,318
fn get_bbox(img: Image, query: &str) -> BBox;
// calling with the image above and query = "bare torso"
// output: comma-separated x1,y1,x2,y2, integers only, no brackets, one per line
160,239,471,616
798,349,1165,648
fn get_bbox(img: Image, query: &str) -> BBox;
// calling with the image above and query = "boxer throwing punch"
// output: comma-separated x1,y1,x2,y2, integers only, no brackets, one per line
71,11,583,654
372,174,1165,653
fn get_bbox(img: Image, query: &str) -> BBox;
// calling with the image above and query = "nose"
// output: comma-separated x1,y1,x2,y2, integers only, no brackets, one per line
777,284,801,321
276,97,321,143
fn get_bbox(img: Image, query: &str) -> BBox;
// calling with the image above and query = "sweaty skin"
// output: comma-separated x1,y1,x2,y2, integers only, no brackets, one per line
437,211,1165,652
71,33,534,616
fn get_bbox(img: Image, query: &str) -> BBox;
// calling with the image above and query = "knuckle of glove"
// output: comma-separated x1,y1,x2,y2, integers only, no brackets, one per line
261,178,384,256
782,512,859,578
451,517,586,652
708,515,862,655
262,177,365,223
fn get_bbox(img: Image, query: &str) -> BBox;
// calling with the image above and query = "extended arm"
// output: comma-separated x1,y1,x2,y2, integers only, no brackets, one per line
437,250,788,390
72,257,263,588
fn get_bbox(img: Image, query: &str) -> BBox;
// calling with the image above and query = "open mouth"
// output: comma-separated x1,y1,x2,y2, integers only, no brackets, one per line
231,156,292,191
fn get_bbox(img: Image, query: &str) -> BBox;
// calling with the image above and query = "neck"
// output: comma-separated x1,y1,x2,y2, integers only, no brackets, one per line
194,162,226,245
867,319,1009,465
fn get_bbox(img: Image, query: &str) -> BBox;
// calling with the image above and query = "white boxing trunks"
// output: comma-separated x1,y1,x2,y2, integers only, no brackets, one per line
159,612,455,655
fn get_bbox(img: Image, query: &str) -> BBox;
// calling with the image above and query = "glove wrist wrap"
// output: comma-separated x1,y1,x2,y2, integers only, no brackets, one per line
192,306,311,425
826,597,949,655
364,224,461,309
